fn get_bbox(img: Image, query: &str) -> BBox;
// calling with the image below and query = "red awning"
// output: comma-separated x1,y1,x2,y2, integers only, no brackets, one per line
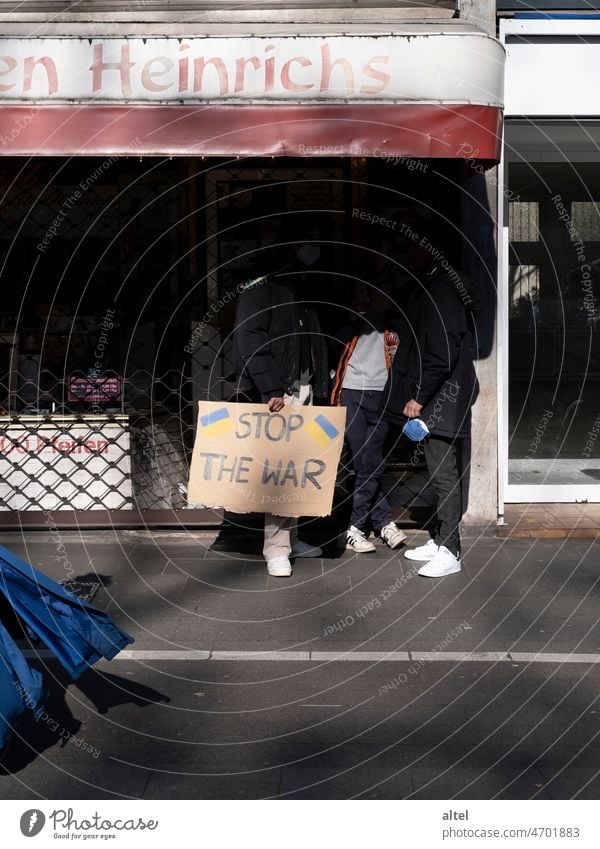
0,103,502,160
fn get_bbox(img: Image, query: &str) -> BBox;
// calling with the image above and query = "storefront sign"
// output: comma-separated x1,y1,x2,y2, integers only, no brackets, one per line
0,35,504,104
188,402,346,518
0,423,133,511
68,376,122,404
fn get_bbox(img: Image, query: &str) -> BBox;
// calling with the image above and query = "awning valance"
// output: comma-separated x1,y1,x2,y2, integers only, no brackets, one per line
0,103,502,159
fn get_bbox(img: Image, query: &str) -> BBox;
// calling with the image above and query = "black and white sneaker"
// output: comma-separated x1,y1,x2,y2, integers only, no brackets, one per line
379,522,407,549
346,526,377,553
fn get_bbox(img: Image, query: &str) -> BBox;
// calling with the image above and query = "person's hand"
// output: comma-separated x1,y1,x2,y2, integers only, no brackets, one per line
403,399,423,418
268,397,285,412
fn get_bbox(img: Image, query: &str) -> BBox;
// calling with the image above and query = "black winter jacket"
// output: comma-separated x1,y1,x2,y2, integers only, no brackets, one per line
382,268,479,438
233,276,329,401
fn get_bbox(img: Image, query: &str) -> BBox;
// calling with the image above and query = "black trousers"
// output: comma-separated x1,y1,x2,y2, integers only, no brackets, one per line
423,435,470,558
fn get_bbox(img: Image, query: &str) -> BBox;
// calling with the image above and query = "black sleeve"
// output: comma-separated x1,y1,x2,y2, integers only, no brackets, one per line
379,367,407,425
234,285,283,398
414,283,464,406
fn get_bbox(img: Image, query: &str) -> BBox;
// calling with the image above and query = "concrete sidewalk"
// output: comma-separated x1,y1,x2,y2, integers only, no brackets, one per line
0,528,599,799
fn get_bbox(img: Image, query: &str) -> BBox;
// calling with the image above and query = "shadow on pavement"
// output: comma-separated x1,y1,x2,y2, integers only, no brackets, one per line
0,666,170,775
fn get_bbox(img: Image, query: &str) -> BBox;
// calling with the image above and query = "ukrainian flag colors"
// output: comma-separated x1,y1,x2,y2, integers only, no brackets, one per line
306,413,340,448
199,407,233,438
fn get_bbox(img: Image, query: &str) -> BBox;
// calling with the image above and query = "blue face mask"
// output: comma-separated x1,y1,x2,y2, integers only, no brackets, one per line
402,418,430,442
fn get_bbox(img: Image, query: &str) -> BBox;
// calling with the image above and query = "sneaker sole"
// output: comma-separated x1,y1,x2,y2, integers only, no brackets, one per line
418,563,461,578
268,569,293,577
345,544,377,553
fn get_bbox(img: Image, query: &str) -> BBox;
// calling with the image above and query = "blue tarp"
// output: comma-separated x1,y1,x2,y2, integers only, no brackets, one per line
0,544,134,750
0,620,45,750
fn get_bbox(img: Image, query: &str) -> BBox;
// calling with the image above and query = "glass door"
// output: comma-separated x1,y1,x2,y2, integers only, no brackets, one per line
504,153,600,501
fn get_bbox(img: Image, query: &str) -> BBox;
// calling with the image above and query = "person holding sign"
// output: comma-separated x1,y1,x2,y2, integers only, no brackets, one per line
232,269,329,576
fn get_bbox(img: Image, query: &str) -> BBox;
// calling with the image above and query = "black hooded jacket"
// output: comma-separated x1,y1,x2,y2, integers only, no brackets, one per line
233,275,329,401
382,266,479,438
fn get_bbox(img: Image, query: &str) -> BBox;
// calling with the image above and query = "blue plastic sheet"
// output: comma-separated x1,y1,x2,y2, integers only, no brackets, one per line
0,621,44,749
0,545,133,679
0,544,134,748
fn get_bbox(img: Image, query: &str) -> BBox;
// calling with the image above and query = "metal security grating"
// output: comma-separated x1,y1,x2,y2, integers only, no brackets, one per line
0,416,132,511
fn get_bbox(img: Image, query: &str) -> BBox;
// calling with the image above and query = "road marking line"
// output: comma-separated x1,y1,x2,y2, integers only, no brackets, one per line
410,651,509,662
21,649,213,661
117,650,210,660
509,652,600,664
19,649,600,664
211,651,310,661
311,651,410,661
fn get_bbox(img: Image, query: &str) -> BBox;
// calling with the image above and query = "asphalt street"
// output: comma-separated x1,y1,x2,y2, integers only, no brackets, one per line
1,528,599,800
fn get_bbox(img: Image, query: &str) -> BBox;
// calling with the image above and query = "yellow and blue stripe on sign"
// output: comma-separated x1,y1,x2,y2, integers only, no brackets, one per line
306,413,340,448
200,407,233,438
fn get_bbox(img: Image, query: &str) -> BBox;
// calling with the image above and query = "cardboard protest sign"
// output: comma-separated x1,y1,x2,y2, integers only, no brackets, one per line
188,402,346,518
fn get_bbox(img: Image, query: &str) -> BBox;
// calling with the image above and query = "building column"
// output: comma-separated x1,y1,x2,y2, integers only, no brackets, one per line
459,0,499,526
460,163,499,526
460,0,496,36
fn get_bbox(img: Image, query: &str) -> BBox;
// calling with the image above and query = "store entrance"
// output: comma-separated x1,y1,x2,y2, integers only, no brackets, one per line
0,155,462,526
504,127,600,502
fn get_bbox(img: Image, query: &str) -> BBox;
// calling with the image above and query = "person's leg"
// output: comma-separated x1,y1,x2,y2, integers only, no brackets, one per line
341,389,371,532
350,396,391,532
423,436,463,557
263,514,293,560
262,385,317,569
285,385,322,557
210,509,265,551
362,393,395,533
368,418,407,547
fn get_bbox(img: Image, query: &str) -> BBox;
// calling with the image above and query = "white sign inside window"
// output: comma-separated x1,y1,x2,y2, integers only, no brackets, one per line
0,424,133,511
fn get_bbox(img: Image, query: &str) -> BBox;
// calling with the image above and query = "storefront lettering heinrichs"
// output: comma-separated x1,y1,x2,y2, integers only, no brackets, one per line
0,35,502,104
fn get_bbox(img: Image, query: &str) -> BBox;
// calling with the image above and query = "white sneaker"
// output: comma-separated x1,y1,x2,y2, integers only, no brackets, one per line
404,538,439,561
417,546,461,577
346,526,376,553
291,539,323,558
267,555,292,577
379,522,407,549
